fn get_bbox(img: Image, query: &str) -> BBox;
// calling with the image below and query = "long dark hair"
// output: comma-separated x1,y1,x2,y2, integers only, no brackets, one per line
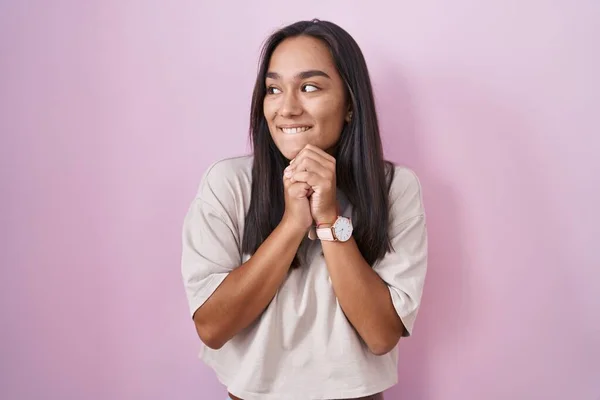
242,19,395,267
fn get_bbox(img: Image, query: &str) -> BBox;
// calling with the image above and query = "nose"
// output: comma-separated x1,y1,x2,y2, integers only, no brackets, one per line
278,90,302,117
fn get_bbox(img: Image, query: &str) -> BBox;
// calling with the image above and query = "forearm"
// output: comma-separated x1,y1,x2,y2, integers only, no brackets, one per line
322,237,404,355
193,217,306,349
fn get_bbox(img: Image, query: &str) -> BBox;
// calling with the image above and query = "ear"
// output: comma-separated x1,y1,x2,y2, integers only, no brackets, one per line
345,104,353,123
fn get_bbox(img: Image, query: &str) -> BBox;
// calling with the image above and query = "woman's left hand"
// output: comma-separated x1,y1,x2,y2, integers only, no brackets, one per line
284,144,338,225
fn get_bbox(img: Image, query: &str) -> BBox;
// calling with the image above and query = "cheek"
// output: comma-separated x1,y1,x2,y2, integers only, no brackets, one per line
310,98,346,129
263,99,276,121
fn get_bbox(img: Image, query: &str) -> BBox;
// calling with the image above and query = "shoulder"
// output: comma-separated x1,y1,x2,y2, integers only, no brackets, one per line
201,154,253,184
195,154,253,201
386,162,425,224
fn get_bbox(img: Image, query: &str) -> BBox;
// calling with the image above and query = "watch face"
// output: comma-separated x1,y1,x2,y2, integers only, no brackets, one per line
333,217,353,242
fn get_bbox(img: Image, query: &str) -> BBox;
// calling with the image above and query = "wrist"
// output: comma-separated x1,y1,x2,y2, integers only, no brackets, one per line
316,211,338,226
279,215,310,238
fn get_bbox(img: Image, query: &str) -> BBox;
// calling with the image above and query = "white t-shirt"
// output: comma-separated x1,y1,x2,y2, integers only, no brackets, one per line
181,155,428,400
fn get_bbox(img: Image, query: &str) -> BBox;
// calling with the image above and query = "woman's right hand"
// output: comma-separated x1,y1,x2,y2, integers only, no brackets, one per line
281,168,313,233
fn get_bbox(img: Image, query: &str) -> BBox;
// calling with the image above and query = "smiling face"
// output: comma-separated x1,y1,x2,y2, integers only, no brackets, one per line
263,35,350,160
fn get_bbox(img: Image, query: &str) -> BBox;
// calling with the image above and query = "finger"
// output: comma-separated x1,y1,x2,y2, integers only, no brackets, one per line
287,181,312,198
291,157,331,179
283,173,304,191
303,144,337,164
282,173,292,189
290,149,336,181
292,147,334,170
289,145,335,169
291,171,331,189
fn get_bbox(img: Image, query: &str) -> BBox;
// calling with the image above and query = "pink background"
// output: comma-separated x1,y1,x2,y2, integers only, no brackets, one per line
1,1,598,399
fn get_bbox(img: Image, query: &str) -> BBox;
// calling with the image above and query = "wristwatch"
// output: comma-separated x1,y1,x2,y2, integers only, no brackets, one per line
316,216,353,242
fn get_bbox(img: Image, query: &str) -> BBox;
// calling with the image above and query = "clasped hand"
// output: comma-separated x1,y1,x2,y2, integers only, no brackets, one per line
283,144,338,227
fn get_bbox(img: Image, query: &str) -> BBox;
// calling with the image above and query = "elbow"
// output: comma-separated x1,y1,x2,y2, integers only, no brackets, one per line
196,325,227,350
193,312,228,350
368,339,399,356
367,327,404,356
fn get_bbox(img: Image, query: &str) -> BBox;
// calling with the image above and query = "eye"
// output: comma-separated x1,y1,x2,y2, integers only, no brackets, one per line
302,84,319,93
266,86,282,95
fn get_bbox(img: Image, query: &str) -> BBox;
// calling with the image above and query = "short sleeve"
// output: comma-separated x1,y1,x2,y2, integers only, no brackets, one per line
180,168,242,319
373,167,428,337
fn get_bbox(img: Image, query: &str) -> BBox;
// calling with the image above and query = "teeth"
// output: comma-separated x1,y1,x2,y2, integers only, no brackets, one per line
282,126,310,134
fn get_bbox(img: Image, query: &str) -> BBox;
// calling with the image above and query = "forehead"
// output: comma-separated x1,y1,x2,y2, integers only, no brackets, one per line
267,36,337,76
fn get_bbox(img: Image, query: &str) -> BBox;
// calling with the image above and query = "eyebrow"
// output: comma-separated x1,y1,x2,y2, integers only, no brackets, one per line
266,70,331,80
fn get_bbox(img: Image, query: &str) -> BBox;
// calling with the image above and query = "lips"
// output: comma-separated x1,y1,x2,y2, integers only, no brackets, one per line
280,126,312,134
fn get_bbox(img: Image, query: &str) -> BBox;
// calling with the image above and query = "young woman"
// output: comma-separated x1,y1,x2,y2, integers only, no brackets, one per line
181,19,428,400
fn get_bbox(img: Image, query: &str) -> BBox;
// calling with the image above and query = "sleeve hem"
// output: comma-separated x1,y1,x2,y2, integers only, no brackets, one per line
388,286,418,337
188,272,230,318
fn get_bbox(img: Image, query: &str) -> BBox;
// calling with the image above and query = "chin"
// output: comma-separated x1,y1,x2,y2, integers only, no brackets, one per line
280,148,300,161
274,136,329,160
275,142,307,160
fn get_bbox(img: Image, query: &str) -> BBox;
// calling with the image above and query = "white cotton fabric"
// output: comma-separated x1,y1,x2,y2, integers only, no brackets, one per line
181,155,428,400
